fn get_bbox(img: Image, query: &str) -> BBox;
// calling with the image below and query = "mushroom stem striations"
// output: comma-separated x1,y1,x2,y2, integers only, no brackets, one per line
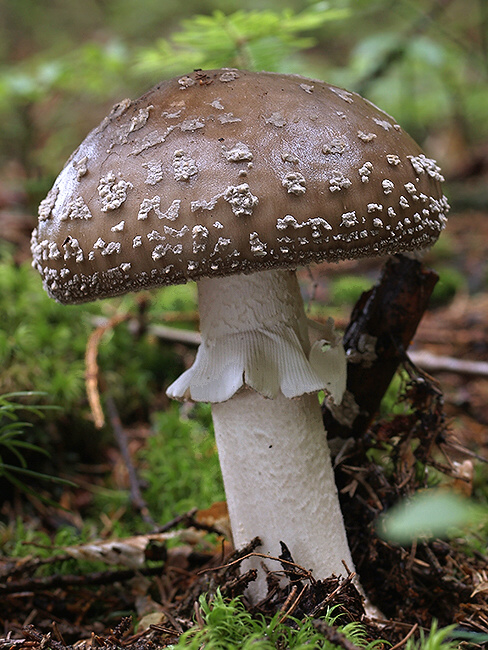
167,268,352,601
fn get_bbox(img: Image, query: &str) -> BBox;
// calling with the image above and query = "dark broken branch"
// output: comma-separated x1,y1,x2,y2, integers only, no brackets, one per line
322,254,439,440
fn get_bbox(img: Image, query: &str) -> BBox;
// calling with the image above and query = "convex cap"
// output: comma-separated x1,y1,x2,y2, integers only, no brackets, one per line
32,68,449,304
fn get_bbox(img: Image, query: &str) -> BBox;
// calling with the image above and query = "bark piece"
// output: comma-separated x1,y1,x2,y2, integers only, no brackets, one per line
323,254,439,439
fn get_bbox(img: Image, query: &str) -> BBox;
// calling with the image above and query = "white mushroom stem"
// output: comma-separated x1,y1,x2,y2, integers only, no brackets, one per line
167,268,353,601
212,390,354,600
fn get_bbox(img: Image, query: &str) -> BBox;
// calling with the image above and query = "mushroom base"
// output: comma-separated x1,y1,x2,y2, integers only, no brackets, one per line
212,388,354,601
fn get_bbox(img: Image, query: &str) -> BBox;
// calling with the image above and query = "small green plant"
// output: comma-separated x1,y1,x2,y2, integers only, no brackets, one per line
405,620,457,650
170,592,474,649
0,391,71,498
173,592,384,649
378,369,412,418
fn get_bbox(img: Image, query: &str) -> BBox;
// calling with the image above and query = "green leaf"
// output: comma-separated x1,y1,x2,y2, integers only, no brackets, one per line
1,463,75,484
378,489,482,544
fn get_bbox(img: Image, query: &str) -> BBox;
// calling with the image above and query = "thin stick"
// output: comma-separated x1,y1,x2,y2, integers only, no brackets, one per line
105,395,155,527
156,508,198,533
0,640,25,649
278,584,308,624
389,623,419,650
408,350,488,377
85,313,130,428
198,551,314,582
0,564,165,595
91,316,201,346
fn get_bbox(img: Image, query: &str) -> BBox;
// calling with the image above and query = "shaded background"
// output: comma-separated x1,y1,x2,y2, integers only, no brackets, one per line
1,0,487,186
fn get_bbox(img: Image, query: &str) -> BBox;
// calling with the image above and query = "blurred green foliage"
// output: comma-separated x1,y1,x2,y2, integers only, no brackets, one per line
1,0,487,182
134,6,349,77
429,265,467,306
328,274,373,307
378,488,484,545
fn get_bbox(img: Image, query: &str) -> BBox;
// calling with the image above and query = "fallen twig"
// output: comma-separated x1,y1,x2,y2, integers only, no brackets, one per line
277,584,307,624
408,349,488,377
0,564,165,595
389,623,419,650
105,394,155,527
85,313,131,428
90,316,201,347
0,638,24,649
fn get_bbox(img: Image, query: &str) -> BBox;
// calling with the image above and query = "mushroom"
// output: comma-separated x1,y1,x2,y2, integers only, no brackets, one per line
31,68,448,600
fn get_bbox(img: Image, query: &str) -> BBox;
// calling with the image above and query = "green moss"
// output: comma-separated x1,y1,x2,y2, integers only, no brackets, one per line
329,275,373,307
138,403,224,524
173,593,385,650
429,266,466,307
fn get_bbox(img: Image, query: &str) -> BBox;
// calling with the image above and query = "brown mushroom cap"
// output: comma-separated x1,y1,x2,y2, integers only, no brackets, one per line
31,68,449,304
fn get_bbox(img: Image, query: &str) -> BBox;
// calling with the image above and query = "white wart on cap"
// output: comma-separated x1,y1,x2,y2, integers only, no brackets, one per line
31,68,448,304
